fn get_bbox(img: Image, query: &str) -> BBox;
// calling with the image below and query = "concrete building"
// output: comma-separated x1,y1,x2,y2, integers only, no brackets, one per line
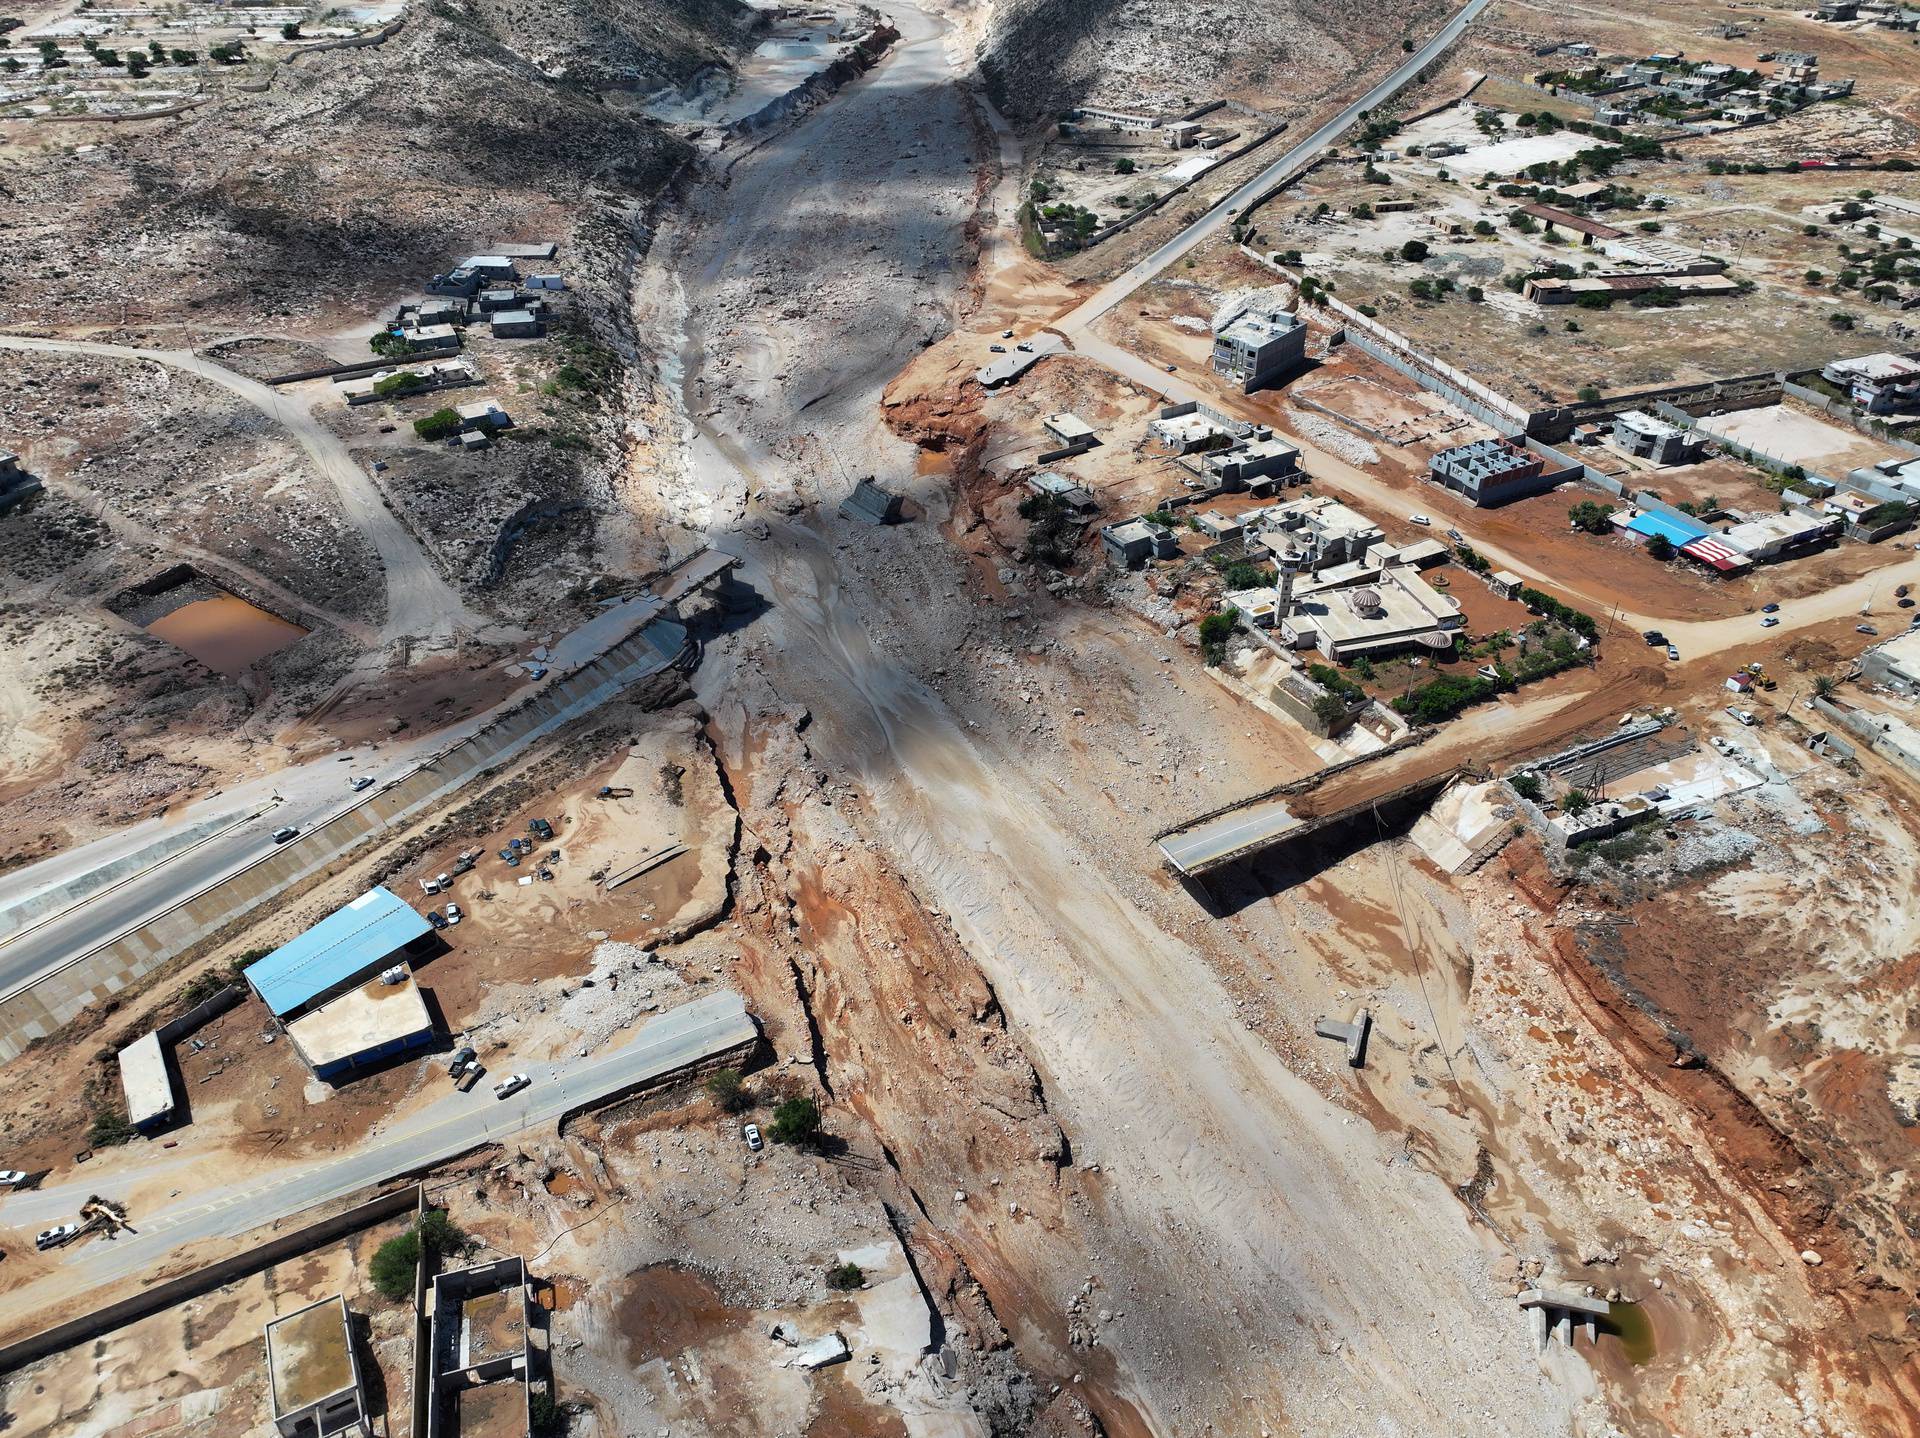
1191,509,1244,539
477,287,524,314
1210,297,1308,393
1101,518,1180,568
1042,412,1096,445
1611,409,1705,464
428,1258,533,1438
1252,494,1383,568
1429,437,1553,506
1071,106,1163,132
1597,236,1723,271
460,256,519,282
1715,508,1833,560
489,310,544,339
1825,489,1880,522
1026,470,1098,513
457,399,513,432
1815,2,1857,18
1821,352,1920,413
398,298,468,328
243,887,438,1022
1851,454,1920,496
401,324,462,353
266,1296,371,1438
1148,409,1248,453
1861,626,1920,690
526,273,566,290
426,269,482,298
117,1030,175,1135
1200,434,1301,490
286,971,438,1082
1281,563,1464,661
1162,120,1202,148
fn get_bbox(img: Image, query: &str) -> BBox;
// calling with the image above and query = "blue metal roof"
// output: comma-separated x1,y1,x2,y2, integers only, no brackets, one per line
245,887,432,1017
1625,510,1709,547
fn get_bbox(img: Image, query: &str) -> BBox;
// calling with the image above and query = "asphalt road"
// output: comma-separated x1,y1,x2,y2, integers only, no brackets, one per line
0,989,758,1301
1053,0,1494,338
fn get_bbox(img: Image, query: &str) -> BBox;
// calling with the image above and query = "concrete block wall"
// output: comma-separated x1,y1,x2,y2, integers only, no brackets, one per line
0,618,690,1063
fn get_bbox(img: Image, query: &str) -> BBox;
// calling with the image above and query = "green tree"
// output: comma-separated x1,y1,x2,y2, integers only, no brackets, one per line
825,1262,865,1291
705,1067,749,1114
414,408,462,441
369,330,414,358
1562,789,1592,816
1814,675,1837,700
1114,156,1134,174
280,20,300,38
1568,500,1615,534
770,1095,822,1145
1645,533,1673,561
1199,609,1238,661
1399,239,1429,262
1509,773,1544,802
529,1391,564,1435
371,1209,467,1300
1576,385,1602,402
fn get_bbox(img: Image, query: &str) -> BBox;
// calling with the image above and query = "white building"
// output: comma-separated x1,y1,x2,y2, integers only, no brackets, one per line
1821,353,1920,414
1281,564,1464,661
1210,295,1308,393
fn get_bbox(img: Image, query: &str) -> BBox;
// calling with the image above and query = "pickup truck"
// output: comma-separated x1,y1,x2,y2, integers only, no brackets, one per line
455,1064,485,1093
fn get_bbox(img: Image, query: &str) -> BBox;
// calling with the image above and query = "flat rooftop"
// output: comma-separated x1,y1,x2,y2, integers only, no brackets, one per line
266,1296,357,1418
447,1379,526,1438
286,972,434,1070
117,1030,174,1129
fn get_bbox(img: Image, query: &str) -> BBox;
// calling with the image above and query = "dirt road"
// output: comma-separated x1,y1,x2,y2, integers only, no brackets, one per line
0,333,489,646
636,5,1593,1431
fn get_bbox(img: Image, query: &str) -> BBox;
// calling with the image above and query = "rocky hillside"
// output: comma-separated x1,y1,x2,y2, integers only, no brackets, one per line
0,0,750,335
977,0,1452,122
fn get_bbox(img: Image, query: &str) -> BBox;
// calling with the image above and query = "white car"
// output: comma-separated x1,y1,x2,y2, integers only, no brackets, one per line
1760,615,1779,627
349,775,374,792
743,1123,764,1152
1409,514,1432,526
445,902,463,924
0,1169,26,1187
36,1222,80,1250
494,1073,530,1100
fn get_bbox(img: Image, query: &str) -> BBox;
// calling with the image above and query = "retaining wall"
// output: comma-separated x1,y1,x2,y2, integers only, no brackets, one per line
0,1185,420,1374
0,619,689,1062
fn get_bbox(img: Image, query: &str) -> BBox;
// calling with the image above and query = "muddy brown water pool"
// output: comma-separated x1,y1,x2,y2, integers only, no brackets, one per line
615,1263,748,1364
145,593,307,674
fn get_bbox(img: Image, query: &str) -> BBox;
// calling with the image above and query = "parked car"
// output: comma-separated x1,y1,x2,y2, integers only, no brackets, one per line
1858,623,1879,635
445,902,463,924
1761,615,1780,627
427,910,448,929
988,344,1006,353
371,460,389,473
1643,630,1666,646
1001,329,1014,339
1165,364,1177,372
456,1064,485,1092
0,1169,27,1188
1446,528,1465,543
271,826,298,844
1409,514,1432,526
1727,706,1758,727
1015,341,1033,353
529,818,555,841
1901,597,1916,609
1761,602,1780,613
1898,584,1910,598
743,1123,764,1152
349,775,374,792
449,1046,477,1077
36,1223,79,1251
494,1073,530,1100
1667,645,1680,661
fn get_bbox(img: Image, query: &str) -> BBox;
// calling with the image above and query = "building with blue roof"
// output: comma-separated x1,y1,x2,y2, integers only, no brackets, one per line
245,887,437,1019
1621,509,1709,548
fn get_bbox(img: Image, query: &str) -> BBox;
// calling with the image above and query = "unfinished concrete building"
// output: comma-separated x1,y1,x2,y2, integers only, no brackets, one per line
1611,409,1705,465
266,1296,371,1438
429,1258,534,1438
1429,437,1553,507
